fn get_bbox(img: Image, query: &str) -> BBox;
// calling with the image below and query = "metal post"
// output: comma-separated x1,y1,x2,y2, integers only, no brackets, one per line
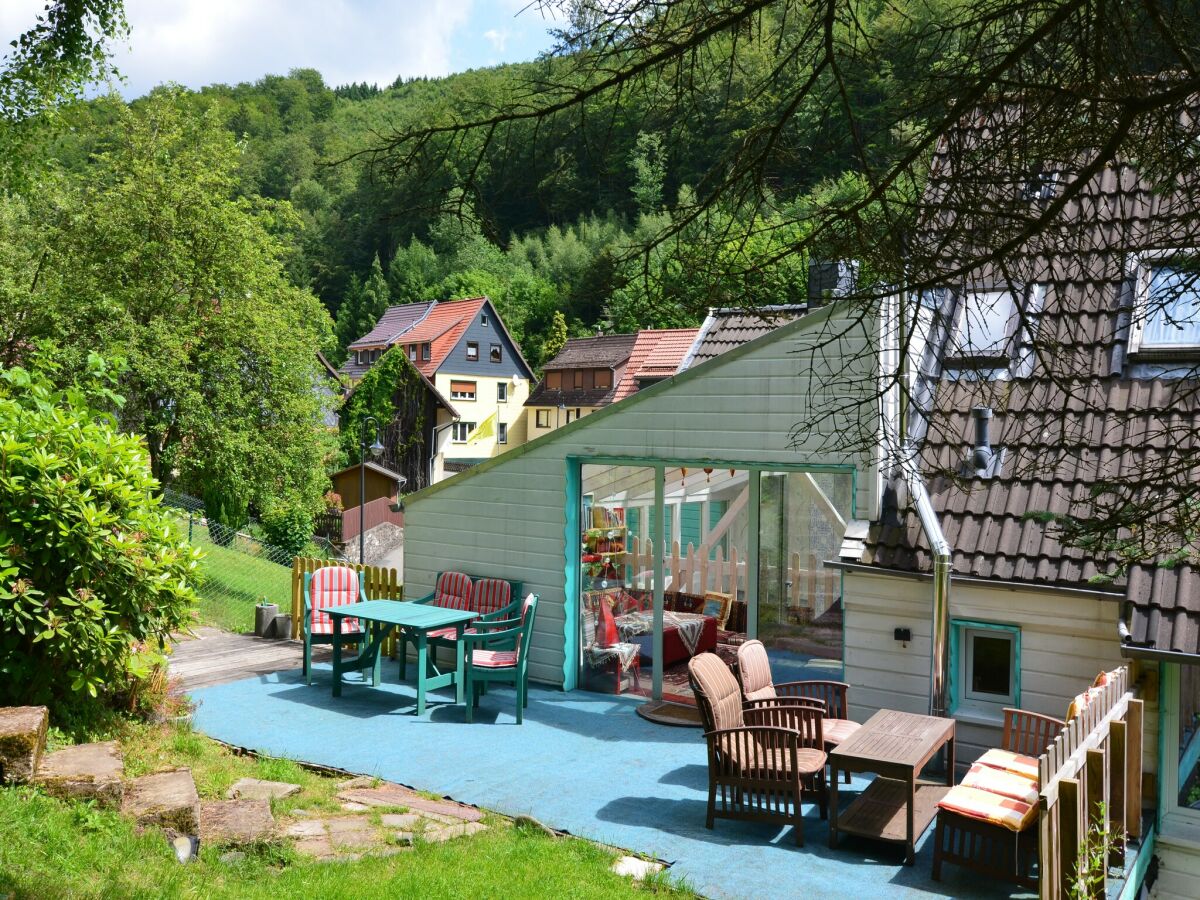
652,466,665,701
359,415,379,566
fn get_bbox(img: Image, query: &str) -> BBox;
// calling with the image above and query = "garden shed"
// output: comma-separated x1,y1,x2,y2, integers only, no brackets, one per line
402,303,883,698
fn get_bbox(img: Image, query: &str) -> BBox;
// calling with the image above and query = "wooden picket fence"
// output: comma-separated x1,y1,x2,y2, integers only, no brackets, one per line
1036,665,1142,899
621,538,837,613
290,557,403,653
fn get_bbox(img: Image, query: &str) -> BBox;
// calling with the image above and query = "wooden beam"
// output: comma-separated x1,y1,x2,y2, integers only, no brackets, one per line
1109,719,1127,867
706,487,748,545
1125,699,1143,838
1084,746,1107,893
1058,778,1081,900
797,472,847,533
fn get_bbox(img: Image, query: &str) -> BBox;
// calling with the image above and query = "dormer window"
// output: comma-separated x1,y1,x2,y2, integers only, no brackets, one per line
1129,255,1200,354
950,290,1018,362
421,343,431,361
356,350,367,365
371,349,382,363
408,345,417,361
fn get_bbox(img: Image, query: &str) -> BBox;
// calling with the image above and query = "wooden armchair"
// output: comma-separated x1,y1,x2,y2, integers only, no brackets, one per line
932,707,1065,888
302,567,370,686
734,640,862,777
688,652,828,847
463,594,539,724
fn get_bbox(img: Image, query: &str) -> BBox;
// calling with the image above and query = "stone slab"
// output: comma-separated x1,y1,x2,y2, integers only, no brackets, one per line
422,821,487,843
612,855,665,880
122,769,200,835
0,706,48,785
337,786,484,822
379,813,422,829
34,741,124,807
225,777,301,801
200,799,275,847
285,820,325,838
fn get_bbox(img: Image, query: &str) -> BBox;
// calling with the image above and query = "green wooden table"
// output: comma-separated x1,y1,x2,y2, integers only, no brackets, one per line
327,600,477,715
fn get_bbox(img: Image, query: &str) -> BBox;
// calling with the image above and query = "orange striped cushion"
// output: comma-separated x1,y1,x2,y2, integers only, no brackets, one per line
309,567,363,635
961,762,1039,806
938,784,1036,832
976,748,1040,782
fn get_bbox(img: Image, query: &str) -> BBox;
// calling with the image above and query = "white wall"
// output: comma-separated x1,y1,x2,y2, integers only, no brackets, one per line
843,568,1126,766
404,306,882,687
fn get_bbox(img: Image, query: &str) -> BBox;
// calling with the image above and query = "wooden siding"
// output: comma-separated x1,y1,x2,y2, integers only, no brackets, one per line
405,307,881,687
843,569,1126,767
1155,822,1200,900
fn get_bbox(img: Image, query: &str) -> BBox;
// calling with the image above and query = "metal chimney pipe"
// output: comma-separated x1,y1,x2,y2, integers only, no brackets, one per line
970,406,993,471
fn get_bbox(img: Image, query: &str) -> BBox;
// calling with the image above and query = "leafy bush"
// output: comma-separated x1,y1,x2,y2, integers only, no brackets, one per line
0,355,200,707
202,483,249,548
260,501,315,558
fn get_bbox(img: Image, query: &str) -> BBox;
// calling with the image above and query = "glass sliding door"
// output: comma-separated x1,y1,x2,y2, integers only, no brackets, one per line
756,470,854,683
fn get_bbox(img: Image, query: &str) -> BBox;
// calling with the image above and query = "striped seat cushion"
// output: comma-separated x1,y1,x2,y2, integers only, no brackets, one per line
472,649,518,668
728,742,827,776
938,784,1036,832
472,578,512,616
428,626,477,641
309,567,363,636
823,718,860,746
961,762,1039,806
976,748,1040,782
432,572,473,611
736,640,775,700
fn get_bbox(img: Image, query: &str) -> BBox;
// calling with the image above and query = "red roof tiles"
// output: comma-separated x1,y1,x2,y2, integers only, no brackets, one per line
611,328,699,402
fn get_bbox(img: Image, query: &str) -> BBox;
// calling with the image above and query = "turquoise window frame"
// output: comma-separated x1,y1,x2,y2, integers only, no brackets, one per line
561,454,857,691
948,619,1021,715
1159,662,1200,826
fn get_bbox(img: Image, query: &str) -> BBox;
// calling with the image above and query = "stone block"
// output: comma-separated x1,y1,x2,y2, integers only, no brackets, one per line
0,706,48,785
422,821,486,843
34,741,124,807
122,769,200,835
200,799,275,847
337,786,484,822
225,777,301,801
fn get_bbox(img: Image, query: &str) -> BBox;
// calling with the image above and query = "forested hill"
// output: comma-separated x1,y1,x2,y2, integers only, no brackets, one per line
47,47,886,368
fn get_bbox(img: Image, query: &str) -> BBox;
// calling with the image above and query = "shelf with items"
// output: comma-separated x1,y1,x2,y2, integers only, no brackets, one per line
582,510,627,583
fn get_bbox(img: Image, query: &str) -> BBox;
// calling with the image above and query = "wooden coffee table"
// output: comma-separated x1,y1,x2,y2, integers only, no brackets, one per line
828,709,955,865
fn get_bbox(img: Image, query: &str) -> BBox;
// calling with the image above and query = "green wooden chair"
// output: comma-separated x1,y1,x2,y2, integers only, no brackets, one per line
462,594,539,724
400,572,524,680
303,567,371,686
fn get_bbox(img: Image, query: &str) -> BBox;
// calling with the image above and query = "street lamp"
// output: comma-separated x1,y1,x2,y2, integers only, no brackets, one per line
359,415,384,565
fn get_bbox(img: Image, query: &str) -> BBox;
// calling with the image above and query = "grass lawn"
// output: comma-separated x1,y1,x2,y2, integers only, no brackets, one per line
178,522,294,634
0,721,687,900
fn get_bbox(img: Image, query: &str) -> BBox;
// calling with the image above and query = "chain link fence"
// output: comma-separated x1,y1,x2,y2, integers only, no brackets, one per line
162,488,345,633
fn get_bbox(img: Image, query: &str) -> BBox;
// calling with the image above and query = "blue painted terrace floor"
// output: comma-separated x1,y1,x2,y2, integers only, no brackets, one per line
191,664,1034,900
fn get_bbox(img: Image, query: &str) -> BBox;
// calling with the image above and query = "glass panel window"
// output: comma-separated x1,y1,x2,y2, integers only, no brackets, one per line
497,382,508,402
408,345,416,360
421,343,431,361
490,343,502,363
959,625,1017,708
466,342,479,361
372,349,382,362
535,409,550,428
953,290,1016,358
450,381,476,400
565,408,582,423
497,422,508,444
357,350,366,365
1143,265,1200,349
1180,665,1200,809
481,313,489,327
451,422,475,443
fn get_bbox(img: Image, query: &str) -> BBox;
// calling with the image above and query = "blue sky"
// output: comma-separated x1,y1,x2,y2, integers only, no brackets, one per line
0,1,562,97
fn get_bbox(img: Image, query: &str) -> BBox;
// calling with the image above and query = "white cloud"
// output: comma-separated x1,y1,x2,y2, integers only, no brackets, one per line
483,28,509,53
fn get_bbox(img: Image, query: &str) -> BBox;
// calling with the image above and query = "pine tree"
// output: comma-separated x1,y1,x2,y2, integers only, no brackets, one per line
543,310,569,363
334,256,391,358
361,253,390,325
334,273,365,355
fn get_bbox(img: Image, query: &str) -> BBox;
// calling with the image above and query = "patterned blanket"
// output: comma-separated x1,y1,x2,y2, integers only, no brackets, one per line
615,611,708,656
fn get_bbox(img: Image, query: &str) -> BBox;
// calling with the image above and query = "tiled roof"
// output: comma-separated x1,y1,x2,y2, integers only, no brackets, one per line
1125,563,1200,658
525,386,614,409
612,329,699,402
392,297,488,378
679,306,808,371
851,148,1200,644
542,334,638,370
348,302,434,351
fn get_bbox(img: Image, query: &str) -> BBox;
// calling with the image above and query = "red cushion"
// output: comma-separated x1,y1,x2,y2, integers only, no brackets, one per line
472,578,512,615
596,596,618,648
433,572,473,611
472,649,518,668
428,626,476,641
309,567,363,635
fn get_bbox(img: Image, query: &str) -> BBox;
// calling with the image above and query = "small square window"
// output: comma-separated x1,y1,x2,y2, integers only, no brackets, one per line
421,343,431,361
481,313,489,327
535,409,550,428
497,422,508,444
952,290,1017,359
490,343,502,363
955,622,1018,717
466,342,479,361
497,382,508,402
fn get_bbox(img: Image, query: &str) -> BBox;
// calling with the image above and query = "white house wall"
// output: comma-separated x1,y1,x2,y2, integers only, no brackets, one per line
843,569,1127,768
404,306,881,687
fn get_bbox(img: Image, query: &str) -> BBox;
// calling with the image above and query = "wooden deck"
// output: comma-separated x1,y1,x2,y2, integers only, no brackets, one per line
170,627,328,692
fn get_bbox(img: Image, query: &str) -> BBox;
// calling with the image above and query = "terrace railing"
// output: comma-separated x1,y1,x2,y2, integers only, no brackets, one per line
1036,665,1143,899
